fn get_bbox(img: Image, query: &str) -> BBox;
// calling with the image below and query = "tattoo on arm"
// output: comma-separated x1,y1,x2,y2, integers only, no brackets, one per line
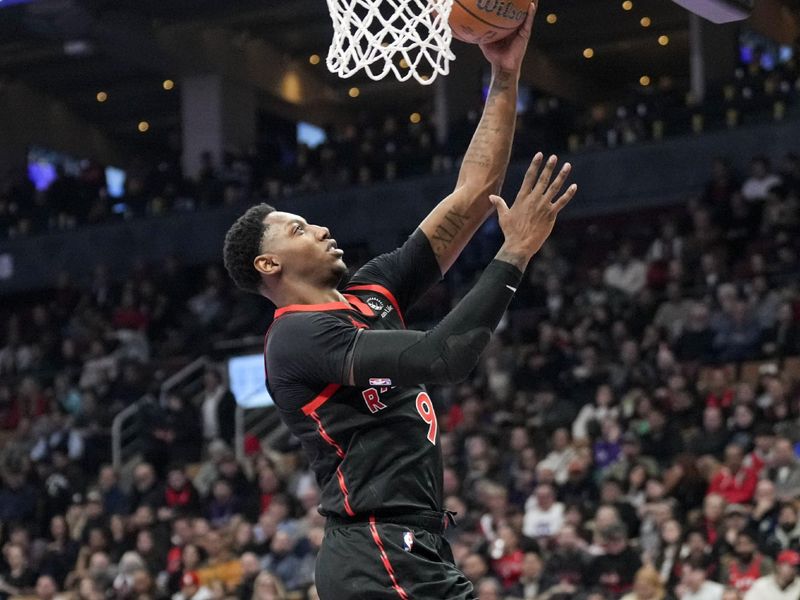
424,70,515,271
461,70,515,170
495,248,529,273
430,209,471,258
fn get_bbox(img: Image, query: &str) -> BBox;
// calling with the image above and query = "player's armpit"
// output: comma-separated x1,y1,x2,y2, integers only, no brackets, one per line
348,259,522,387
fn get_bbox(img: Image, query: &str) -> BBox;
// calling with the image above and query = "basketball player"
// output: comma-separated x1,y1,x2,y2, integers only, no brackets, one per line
223,3,576,598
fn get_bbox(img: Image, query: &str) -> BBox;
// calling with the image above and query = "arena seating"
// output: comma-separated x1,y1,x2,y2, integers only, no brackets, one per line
1,138,799,600
1,55,797,245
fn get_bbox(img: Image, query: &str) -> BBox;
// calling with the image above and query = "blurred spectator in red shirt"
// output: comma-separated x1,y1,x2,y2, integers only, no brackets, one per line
708,445,758,504
720,529,774,594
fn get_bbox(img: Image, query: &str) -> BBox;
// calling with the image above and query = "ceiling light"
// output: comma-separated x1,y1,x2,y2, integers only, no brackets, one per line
309,54,320,65
410,112,421,124
622,1,633,10
583,48,595,59
348,87,360,98
138,121,150,133
640,16,652,27
658,35,670,46
399,58,409,69
640,75,651,86
546,13,557,24
162,79,174,91
96,91,107,103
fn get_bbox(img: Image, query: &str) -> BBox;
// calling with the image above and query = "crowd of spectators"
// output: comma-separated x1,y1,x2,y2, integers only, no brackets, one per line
2,47,799,241
566,49,800,153
1,142,800,600
0,113,447,241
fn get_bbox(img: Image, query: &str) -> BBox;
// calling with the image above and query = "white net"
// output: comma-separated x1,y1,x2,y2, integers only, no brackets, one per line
326,0,455,85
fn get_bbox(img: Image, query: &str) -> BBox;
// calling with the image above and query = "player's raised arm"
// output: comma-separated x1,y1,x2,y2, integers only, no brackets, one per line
419,1,538,275
346,155,576,387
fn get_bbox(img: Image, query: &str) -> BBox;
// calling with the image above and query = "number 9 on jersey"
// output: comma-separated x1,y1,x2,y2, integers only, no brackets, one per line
415,392,438,445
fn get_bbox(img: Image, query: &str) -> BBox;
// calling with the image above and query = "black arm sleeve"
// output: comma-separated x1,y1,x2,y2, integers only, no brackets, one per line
347,228,442,314
349,259,523,387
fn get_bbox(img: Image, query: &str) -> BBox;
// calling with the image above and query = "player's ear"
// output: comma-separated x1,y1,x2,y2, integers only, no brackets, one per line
254,253,281,277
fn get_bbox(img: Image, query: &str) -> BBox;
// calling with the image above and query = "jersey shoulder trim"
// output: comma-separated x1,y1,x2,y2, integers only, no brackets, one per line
345,284,405,326
342,294,376,318
273,298,377,320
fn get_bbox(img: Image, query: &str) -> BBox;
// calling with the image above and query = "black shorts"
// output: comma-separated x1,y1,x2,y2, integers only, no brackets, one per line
316,513,476,600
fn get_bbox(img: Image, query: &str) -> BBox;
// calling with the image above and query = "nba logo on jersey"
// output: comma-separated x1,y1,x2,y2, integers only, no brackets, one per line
369,378,393,386
403,531,414,552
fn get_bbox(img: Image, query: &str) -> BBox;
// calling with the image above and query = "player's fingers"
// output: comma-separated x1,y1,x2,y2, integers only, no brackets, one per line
552,184,578,213
527,1,538,23
519,153,543,194
520,2,536,35
544,162,571,202
533,155,558,196
489,194,510,216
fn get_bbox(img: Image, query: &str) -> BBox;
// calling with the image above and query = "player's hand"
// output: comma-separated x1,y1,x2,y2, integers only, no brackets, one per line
490,152,576,260
479,1,537,73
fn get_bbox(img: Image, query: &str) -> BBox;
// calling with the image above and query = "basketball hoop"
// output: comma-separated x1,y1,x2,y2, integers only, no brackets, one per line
326,0,455,85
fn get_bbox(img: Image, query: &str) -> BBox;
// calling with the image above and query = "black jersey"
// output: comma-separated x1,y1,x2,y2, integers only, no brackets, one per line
265,229,443,518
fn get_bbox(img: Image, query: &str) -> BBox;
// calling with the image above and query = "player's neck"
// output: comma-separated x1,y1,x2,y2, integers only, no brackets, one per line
272,281,346,309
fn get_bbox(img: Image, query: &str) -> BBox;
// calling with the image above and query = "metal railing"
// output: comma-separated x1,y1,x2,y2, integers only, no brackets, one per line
111,356,212,473
159,356,212,406
235,405,287,461
113,353,289,471
111,397,150,471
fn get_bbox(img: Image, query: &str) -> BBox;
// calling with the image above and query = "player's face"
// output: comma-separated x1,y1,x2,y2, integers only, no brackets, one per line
261,211,347,285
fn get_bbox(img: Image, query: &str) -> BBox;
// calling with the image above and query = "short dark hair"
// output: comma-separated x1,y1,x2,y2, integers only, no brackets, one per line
686,557,709,572
736,528,758,543
223,203,276,294
601,523,628,542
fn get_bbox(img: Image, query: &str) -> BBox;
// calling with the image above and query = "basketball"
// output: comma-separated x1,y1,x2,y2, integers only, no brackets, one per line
448,0,530,44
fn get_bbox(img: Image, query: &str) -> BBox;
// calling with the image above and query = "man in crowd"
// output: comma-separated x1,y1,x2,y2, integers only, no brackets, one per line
720,529,773,594
677,560,724,600
764,438,800,502
708,444,758,504
506,551,544,599
587,523,642,598
523,483,565,541
744,549,800,600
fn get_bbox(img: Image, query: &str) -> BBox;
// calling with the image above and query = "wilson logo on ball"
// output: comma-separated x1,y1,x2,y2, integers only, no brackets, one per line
450,0,529,45
475,0,527,22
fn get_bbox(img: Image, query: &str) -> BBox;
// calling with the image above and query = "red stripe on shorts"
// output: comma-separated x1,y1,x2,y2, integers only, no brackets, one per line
368,516,410,600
